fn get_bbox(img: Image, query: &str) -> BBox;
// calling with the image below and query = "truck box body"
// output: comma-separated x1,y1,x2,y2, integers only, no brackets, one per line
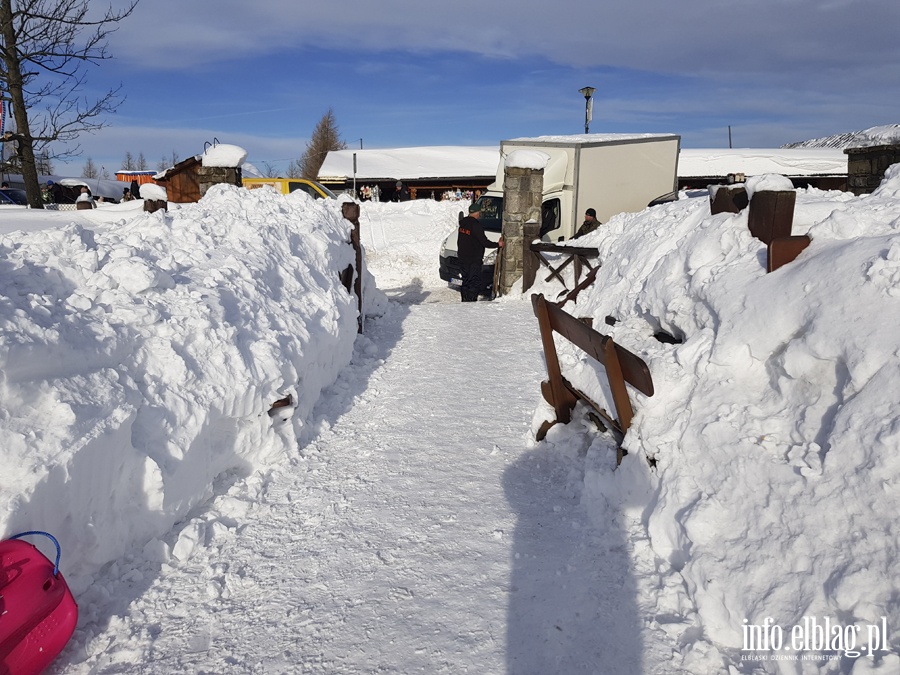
439,133,681,291
493,133,681,238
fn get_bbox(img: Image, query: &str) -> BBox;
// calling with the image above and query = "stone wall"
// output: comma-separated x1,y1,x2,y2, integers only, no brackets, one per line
199,166,242,198
845,144,900,195
499,167,543,294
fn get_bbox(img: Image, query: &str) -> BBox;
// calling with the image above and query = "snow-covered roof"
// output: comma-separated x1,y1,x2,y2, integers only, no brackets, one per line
319,146,500,181
319,145,848,182
678,148,847,178
507,133,678,145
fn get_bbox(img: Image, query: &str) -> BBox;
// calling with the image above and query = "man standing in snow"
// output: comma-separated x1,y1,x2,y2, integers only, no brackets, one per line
457,203,503,302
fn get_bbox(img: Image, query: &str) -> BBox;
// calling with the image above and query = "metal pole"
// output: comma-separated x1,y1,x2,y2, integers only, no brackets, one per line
579,87,596,134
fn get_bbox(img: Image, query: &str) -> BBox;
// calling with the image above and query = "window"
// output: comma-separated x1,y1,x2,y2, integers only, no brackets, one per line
289,181,322,199
540,198,560,237
474,195,503,232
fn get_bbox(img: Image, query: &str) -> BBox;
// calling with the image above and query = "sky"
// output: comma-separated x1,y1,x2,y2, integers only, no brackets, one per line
17,0,899,178
3,164,900,672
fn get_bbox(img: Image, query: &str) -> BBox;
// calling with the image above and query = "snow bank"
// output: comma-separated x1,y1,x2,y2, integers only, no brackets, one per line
0,185,368,589
533,168,900,670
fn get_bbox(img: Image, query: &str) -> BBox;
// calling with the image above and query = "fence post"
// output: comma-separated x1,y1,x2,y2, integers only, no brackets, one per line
747,190,795,245
521,220,540,293
709,185,748,214
143,199,167,213
768,235,811,272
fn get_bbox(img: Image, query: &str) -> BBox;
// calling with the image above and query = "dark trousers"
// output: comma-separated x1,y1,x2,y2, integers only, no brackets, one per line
460,260,484,302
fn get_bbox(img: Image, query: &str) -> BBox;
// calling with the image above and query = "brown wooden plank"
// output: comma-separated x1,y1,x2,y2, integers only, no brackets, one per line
709,185,748,214
543,255,574,284
530,243,600,257
553,266,599,309
532,295,577,424
748,190,796,245
768,235,811,272
542,300,654,397
603,337,634,432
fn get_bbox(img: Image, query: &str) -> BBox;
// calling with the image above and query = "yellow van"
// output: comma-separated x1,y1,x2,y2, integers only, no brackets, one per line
242,178,336,200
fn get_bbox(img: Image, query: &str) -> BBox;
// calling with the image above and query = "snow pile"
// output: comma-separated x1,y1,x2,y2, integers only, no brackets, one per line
201,143,248,168
745,172,795,197
355,198,464,291
533,166,900,670
505,149,551,170
0,184,372,588
5,153,900,671
138,182,167,201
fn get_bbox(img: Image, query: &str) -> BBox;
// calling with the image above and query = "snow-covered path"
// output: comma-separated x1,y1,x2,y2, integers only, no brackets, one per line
59,288,671,674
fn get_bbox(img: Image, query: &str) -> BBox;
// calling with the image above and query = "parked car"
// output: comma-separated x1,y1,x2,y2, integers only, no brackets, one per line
0,188,28,205
242,177,336,199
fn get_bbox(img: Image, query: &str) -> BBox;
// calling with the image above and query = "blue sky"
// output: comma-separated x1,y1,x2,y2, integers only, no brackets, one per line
37,0,900,176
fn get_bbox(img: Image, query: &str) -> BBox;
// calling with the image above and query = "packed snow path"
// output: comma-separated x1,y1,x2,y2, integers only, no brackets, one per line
59,291,670,674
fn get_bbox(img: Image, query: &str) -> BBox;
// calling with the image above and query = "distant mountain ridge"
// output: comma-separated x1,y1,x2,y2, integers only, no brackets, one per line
782,124,900,149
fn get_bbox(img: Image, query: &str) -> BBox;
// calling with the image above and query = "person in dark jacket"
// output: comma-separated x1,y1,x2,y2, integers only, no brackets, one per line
573,207,601,238
392,180,409,202
457,202,503,302
46,180,65,204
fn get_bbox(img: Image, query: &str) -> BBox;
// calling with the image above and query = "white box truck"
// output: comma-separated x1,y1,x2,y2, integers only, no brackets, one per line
439,133,681,292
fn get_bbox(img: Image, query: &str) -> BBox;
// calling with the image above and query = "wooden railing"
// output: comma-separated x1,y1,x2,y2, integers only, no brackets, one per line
532,293,654,464
522,222,600,296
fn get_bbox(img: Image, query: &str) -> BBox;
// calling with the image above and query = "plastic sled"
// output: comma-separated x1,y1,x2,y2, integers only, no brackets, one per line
0,532,78,675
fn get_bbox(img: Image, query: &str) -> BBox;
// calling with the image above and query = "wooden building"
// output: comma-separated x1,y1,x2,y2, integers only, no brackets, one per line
115,170,157,185
155,155,242,203
318,146,499,201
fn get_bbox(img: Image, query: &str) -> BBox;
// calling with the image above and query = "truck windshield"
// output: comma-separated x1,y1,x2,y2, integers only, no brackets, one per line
473,195,503,232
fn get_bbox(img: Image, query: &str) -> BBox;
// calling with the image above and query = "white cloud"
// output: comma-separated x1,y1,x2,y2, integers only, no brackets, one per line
111,0,900,82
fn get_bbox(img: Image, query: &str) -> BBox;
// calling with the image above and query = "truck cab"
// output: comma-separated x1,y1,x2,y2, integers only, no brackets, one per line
438,192,563,292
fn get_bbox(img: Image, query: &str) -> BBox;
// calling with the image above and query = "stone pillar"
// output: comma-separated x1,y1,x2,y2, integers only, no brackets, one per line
199,166,241,197
845,144,900,195
499,166,543,295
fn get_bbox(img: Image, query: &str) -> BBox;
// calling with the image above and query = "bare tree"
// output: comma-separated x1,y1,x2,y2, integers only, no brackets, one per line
36,148,51,174
286,159,302,179
81,156,97,178
156,149,178,172
298,108,346,180
259,160,278,178
0,0,138,207
136,151,146,170
122,150,135,171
